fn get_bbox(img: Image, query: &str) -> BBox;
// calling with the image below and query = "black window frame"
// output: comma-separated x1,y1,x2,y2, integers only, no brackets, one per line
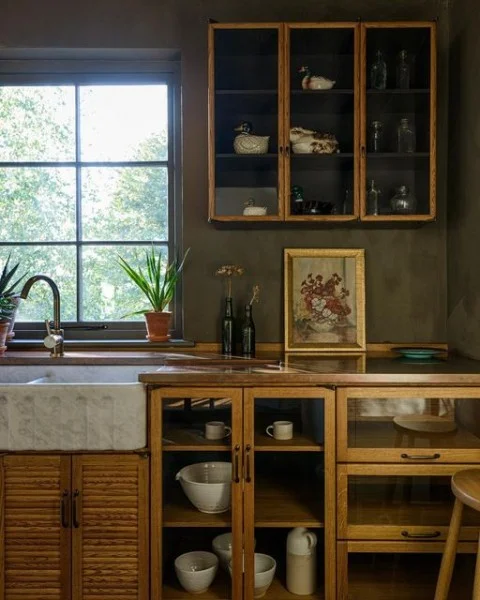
0,49,184,342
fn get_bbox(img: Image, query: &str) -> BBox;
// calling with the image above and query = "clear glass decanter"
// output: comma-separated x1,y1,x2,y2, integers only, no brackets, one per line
396,50,411,89
397,118,416,153
370,50,387,90
390,185,417,214
366,180,382,215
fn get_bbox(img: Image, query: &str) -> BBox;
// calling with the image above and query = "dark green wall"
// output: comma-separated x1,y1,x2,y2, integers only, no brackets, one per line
447,0,480,358
1,0,449,343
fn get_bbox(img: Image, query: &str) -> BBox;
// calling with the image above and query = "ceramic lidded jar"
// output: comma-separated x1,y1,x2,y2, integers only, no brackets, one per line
286,527,317,595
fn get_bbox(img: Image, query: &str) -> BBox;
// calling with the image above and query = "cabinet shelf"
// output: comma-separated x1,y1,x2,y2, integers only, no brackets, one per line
164,491,231,527
216,89,277,95
264,576,325,600
163,428,230,452
255,478,324,527
254,431,323,452
367,152,430,158
367,88,430,95
163,571,230,599
291,89,354,95
291,153,354,159
216,153,278,159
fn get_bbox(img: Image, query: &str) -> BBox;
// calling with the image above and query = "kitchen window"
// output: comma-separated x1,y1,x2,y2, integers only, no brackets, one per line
0,50,183,341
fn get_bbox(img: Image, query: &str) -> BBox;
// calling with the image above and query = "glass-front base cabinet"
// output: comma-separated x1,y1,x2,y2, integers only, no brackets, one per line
149,386,335,600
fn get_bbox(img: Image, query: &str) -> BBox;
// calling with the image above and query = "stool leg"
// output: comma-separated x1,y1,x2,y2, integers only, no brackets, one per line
473,532,480,600
434,498,464,600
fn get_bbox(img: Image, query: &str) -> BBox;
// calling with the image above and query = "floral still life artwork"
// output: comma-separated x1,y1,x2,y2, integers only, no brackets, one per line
284,248,366,352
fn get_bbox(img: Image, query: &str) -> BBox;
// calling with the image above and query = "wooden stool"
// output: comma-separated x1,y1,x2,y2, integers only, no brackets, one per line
434,469,480,599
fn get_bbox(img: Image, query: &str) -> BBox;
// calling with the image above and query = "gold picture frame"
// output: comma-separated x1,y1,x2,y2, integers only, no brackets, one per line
284,248,366,352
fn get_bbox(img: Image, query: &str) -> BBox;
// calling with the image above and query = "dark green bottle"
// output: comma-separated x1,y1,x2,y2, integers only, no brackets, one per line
241,304,255,358
222,297,235,355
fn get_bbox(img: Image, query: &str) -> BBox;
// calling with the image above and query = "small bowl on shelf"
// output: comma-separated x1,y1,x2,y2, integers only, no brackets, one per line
229,553,276,598
175,461,232,514
212,532,256,570
174,551,218,594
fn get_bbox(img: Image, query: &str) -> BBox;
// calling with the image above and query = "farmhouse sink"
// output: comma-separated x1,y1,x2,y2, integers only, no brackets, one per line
0,365,159,451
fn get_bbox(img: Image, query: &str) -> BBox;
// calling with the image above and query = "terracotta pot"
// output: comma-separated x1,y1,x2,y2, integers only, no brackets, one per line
0,321,9,354
6,296,20,341
144,311,171,342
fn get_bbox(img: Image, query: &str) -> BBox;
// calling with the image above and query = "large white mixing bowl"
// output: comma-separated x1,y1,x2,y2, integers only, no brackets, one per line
175,462,232,514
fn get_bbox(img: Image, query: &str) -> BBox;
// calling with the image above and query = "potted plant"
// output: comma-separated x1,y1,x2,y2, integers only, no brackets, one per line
0,296,16,352
118,246,189,342
0,254,27,341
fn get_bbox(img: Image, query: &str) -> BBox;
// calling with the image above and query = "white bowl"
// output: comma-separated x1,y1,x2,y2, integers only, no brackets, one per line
176,462,232,514
213,533,256,570
228,553,276,598
253,553,276,598
175,551,218,594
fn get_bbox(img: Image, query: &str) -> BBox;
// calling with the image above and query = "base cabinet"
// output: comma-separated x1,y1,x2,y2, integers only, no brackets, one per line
0,454,149,600
150,386,335,600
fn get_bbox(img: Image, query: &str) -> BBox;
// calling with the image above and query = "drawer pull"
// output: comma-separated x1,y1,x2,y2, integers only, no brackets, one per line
245,444,252,483
233,445,240,483
401,530,441,539
401,453,441,460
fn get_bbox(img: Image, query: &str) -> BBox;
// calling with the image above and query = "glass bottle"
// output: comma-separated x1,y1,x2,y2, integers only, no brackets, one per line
369,120,384,153
390,185,417,214
396,50,411,89
366,180,382,215
370,50,387,90
397,118,416,153
221,297,235,355
241,304,255,358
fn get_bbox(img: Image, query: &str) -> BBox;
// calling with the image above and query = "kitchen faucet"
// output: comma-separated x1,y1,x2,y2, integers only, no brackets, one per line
20,275,64,357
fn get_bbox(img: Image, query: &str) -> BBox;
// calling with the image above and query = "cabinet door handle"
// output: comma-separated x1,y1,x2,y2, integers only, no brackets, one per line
232,445,240,483
401,530,441,539
285,146,290,157
279,145,283,155
72,489,80,528
401,453,441,460
245,444,252,483
361,145,366,158
60,490,69,528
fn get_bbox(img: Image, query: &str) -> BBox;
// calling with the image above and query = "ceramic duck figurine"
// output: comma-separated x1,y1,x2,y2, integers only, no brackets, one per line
243,197,267,216
299,66,336,91
233,121,270,155
290,127,340,154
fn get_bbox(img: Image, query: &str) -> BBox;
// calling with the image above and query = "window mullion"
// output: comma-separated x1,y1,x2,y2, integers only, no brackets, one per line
75,84,83,322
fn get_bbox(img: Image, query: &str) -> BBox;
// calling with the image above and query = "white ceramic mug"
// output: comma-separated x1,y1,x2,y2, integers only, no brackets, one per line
266,421,293,440
205,421,232,440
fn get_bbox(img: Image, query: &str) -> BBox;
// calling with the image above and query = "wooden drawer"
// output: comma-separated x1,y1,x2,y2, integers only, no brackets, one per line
337,387,480,463
337,541,478,600
337,463,480,542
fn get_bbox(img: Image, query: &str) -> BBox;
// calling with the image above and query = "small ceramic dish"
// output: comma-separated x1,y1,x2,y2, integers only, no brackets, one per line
392,347,445,360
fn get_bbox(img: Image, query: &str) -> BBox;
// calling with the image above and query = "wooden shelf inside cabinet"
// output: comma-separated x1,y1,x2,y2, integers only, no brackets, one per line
366,88,430,95
291,89,354,95
367,152,430,159
216,153,278,159
347,420,480,450
216,89,277,95
163,571,231,599
291,153,354,159
254,431,323,452
164,491,231,527
162,428,230,452
264,577,325,600
255,478,324,527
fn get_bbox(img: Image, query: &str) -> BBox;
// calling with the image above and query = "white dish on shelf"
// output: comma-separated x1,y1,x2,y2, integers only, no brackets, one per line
212,532,256,570
393,415,457,433
229,553,276,598
174,551,218,594
175,461,232,513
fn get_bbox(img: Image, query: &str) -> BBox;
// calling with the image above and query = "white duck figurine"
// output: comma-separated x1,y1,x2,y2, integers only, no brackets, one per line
299,66,336,91
233,121,270,154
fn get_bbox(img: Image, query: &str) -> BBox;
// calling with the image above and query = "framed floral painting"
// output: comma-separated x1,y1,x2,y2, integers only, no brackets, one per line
284,248,366,352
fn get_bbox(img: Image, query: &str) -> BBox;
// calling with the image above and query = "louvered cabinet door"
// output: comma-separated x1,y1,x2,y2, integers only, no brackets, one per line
72,455,149,600
0,455,71,600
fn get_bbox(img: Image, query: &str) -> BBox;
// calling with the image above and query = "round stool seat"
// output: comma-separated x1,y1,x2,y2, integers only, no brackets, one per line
452,469,480,512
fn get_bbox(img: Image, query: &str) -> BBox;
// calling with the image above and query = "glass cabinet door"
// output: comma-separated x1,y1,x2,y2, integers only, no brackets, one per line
209,24,283,220
361,23,436,220
244,388,335,599
338,543,477,600
151,388,243,600
337,464,480,541
286,24,358,221
338,387,480,462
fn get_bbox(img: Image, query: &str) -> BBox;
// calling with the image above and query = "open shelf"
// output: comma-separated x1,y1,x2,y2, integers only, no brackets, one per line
163,570,230,600
255,478,324,527
347,420,480,450
164,491,232,527
254,431,323,452
163,428,230,452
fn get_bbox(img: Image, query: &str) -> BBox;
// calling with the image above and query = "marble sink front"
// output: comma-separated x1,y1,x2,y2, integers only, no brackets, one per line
0,365,158,451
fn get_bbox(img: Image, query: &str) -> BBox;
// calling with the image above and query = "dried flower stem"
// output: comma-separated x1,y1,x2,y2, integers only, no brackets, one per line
215,264,245,298
249,284,260,305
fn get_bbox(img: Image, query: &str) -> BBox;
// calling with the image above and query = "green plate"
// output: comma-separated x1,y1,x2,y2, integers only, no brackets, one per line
393,347,445,360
